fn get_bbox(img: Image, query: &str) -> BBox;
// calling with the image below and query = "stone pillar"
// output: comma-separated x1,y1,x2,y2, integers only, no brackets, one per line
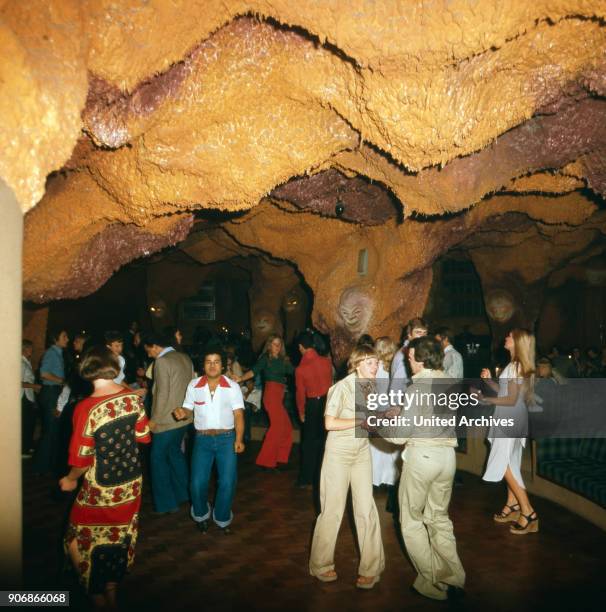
0,178,23,584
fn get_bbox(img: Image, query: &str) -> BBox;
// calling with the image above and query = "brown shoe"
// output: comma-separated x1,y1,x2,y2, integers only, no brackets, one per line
510,511,539,535
493,503,520,523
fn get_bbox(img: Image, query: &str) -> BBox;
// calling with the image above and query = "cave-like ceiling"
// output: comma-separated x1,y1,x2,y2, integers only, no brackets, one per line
3,0,606,355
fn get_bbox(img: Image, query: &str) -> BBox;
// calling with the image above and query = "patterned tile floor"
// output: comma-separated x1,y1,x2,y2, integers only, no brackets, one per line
23,443,606,611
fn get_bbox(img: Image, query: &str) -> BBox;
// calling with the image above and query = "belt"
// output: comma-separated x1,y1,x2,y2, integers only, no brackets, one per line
196,428,234,436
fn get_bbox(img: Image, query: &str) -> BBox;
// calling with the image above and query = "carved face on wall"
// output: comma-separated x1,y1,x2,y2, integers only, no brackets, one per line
485,289,516,323
337,286,374,337
253,309,277,335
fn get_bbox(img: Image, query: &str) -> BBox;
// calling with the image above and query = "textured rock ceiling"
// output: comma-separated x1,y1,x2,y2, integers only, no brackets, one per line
2,0,606,350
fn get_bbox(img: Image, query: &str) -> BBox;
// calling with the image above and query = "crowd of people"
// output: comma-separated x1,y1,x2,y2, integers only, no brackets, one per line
20,317,604,607
544,345,606,379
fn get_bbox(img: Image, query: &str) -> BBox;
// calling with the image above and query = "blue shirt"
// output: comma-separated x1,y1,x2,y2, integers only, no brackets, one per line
40,345,65,386
158,346,175,358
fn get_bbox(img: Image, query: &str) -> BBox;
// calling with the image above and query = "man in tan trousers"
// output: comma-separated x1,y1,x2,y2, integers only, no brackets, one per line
383,336,465,601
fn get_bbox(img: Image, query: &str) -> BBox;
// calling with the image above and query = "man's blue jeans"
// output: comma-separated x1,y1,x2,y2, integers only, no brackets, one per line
151,426,190,512
190,431,237,527
33,385,61,474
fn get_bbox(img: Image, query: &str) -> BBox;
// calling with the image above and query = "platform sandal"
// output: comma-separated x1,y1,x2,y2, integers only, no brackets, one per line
312,570,338,583
356,575,380,590
510,511,539,535
493,503,520,523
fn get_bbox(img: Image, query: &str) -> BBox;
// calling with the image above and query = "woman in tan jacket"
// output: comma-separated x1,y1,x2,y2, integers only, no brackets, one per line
309,345,385,589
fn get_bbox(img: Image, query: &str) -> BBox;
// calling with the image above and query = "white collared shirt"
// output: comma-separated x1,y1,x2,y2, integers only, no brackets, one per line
113,354,126,384
389,341,410,393
443,344,464,380
183,375,244,430
21,355,35,401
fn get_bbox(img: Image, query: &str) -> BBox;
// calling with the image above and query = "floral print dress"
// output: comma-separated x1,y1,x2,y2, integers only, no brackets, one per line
65,391,151,594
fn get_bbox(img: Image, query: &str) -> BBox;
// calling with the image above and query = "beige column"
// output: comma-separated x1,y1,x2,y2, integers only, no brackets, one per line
0,178,23,585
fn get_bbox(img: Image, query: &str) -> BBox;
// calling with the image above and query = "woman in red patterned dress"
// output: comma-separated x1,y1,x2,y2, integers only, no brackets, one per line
59,346,151,608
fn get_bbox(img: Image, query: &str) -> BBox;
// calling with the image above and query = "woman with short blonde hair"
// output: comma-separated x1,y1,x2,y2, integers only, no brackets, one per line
480,329,539,535
347,344,378,373
309,344,385,589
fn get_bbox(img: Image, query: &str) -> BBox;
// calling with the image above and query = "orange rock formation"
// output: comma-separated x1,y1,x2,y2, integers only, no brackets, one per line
1,1,604,356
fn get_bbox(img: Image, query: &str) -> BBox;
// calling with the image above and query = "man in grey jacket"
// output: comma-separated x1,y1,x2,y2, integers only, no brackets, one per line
144,332,194,514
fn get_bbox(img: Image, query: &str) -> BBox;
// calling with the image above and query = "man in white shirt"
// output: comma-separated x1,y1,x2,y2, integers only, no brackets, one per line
105,330,128,384
21,339,41,457
435,327,464,380
389,318,429,393
174,349,245,535
106,330,145,397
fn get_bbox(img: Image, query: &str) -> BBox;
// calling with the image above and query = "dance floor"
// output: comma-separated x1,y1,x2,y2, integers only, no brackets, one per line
23,442,606,611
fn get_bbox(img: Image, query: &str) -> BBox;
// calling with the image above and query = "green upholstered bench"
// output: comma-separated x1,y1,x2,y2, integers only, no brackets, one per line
536,438,606,508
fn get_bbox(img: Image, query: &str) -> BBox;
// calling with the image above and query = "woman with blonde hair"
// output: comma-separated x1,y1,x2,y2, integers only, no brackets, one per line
370,337,401,494
309,345,385,589
480,329,538,534
237,334,294,470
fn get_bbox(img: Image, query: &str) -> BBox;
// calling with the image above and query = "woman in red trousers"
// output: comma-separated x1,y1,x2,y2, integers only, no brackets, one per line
238,335,294,469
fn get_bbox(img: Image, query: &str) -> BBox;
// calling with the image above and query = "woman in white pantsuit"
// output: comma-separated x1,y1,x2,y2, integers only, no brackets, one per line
309,345,385,589
480,329,539,535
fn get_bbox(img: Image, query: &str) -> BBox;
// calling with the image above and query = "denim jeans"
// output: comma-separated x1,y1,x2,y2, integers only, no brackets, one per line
33,385,61,474
151,426,190,513
190,431,237,527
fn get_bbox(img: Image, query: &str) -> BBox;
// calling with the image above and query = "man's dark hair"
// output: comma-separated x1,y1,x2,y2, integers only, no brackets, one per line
104,330,124,344
201,347,227,371
357,334,374,347
434,326,453,342
406,317,428,334
22,339,33,350
163,326,181,344
142,332,167,348
409,337,443,370
297,332,315,350
79,346,120,381
312,332,329,356
49,329,67,344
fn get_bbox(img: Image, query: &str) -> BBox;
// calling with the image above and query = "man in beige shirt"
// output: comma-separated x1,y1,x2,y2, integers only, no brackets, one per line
144,333,194,514
382,336,465,601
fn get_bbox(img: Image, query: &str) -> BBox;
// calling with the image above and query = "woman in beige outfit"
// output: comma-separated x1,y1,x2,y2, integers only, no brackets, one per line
309,345,385,589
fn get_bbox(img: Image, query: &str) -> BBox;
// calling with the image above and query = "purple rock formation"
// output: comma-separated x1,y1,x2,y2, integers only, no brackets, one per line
271,169,399,225
26,215,193,302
